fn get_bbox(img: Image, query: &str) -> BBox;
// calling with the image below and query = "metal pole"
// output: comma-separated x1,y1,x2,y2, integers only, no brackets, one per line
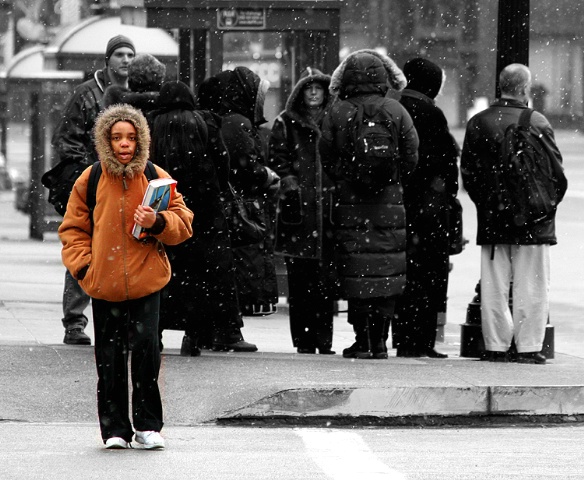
495,0,530,96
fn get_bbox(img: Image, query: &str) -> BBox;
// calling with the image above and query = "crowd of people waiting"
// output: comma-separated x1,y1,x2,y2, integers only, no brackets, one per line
51,33,565,450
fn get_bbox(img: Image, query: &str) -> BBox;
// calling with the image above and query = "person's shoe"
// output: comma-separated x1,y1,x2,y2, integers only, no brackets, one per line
63,328,91,345
212,340,258,352
342,343,373,359
396,347,421,358
423,348,448,359
318,348,336,355
516,352,547,364
135,430,165,449
297,347,316,354
180,335,201,357
105,437,129,449
487,351,510,363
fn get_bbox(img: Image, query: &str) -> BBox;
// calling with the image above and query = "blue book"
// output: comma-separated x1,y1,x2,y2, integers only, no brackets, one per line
132,178,177,239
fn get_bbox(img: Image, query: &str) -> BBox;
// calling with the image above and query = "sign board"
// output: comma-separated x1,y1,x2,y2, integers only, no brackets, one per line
217,8,266,30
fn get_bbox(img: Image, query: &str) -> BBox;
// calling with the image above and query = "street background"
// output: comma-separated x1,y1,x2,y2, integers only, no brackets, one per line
1,127,584,478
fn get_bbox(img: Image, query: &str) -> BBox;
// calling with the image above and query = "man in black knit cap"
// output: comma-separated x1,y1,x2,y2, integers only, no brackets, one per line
51,35,136,345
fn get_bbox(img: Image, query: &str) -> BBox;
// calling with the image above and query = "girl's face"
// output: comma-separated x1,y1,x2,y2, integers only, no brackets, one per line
110,121,137,165
303,82,325,108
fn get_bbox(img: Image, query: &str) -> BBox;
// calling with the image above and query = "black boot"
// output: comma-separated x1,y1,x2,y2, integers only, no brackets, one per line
371,319,389,359
342,320,373,359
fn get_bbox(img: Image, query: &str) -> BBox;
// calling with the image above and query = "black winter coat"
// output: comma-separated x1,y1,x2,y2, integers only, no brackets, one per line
51,69,112,166
399,87,460,311
198,67,278,311
461,98,565,245
268,72,335,259
152,107,241,334
320,47,420,301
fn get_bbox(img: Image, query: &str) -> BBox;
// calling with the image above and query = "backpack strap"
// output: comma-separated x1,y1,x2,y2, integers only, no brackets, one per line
87,161,102,226
144,160,158,181
87,160,159,226
518,108,533,128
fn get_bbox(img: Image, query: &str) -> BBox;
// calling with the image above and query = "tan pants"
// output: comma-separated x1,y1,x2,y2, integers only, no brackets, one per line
480,244,550,353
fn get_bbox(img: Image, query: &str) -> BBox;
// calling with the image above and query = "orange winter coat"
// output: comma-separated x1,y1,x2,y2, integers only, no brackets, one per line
59,104,193,302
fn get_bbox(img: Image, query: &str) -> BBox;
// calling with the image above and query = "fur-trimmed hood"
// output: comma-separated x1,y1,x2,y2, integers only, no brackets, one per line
93,104,150,179
330,49,406,99
284,67,332,126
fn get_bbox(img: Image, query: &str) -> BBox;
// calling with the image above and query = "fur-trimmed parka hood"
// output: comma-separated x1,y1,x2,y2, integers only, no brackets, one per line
330,49,406,99
284,67,332,125
93,104,150,179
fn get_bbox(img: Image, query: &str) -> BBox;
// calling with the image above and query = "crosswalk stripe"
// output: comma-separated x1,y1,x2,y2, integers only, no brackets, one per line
296,428,407,479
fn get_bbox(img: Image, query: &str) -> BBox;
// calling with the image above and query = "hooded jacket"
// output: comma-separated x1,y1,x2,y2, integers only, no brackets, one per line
59,104,193,302
197,67,272,195
319,50,419,299
268,68,335,259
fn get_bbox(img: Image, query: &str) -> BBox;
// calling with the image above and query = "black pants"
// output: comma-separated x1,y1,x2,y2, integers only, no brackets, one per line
348,297,395,351
92,291,163,443
285,256,335,351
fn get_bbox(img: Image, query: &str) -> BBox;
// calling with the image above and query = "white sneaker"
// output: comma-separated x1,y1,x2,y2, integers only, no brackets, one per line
105,437,129,449
135,430,165,449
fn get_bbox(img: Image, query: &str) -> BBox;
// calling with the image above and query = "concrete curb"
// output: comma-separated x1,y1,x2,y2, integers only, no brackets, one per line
218,385,584,425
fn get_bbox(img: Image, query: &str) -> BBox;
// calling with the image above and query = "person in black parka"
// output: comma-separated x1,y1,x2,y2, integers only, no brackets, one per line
150,81,257,355
198,67,280,317
393,57,460,358
268,67,339,354
319,50,419,359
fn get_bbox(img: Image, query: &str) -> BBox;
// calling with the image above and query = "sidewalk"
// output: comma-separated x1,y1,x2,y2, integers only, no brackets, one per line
1,188,584,426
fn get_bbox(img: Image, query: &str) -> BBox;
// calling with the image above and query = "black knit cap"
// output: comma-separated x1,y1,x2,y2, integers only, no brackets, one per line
403,57,443,99
105,35,135,65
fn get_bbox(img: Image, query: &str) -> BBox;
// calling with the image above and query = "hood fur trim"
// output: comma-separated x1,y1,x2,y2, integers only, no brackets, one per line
329,49,407,96
94,104,150,179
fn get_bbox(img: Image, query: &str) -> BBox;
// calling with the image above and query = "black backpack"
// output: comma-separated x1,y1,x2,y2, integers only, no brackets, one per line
41,161,86,216
496,108,567,227
342,100,400,193
86,160,158,224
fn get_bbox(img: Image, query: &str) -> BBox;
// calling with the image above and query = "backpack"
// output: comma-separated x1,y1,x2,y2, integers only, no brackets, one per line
41,161,86,216
497,108,567,227
86,160,158,224
342,100,400,193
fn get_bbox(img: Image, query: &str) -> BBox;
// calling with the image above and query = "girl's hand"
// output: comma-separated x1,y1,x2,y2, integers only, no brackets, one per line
134,205,157,229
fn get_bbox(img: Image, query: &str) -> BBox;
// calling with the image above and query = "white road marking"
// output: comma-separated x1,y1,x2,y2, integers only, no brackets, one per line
296,429,407,479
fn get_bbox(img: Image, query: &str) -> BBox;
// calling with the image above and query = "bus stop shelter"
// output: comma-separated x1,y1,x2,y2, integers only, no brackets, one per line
141,0,341,98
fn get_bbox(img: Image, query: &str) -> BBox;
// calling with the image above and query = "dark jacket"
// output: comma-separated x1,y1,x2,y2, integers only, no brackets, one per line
51,69,112,166
268,68,335,259
461,98,564,245
319,50,419,299
399,57,460,257
150,81,240,334
103,85,160,128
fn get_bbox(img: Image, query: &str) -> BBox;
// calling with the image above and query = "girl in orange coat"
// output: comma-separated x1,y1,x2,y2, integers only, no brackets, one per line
59,104,193,449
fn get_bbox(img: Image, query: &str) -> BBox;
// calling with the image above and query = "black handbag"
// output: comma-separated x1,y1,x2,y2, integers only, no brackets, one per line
41,161,86,216
223,182,267,247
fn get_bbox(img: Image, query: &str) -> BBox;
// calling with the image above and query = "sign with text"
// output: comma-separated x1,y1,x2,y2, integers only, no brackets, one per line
217,8,266,30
